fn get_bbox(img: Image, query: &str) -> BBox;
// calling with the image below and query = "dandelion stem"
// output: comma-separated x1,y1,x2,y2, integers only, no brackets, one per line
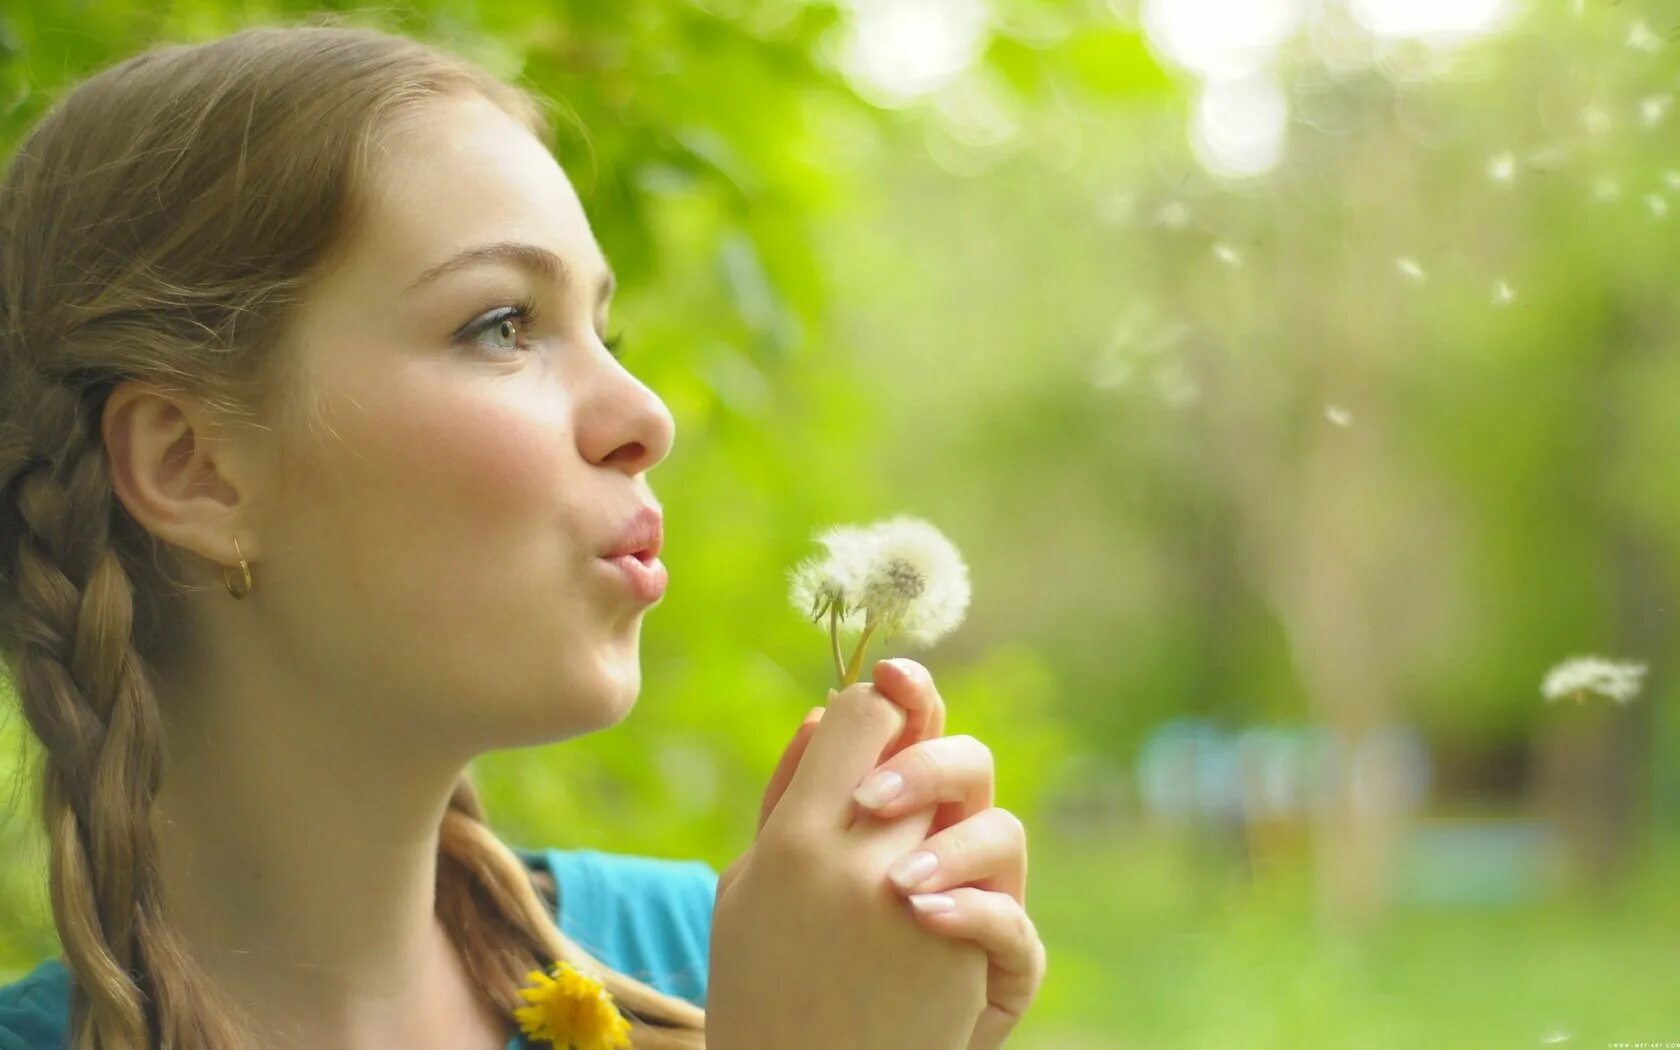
840,615,880,687
828,603,847,685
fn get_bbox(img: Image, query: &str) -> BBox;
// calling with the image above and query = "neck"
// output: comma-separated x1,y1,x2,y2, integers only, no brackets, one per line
148,663,510,1050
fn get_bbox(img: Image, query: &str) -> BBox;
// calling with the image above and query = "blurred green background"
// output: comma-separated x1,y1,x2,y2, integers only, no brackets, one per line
3,0,1679,1046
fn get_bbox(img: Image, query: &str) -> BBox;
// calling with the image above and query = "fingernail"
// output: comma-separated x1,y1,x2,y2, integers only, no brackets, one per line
888,850,939,890
853,770,904,809
887,657,917,678
909,892,955,914
826,688,838,703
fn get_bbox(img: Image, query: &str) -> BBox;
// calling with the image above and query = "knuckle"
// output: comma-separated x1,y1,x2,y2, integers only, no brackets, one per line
836,683,907,736
937,831,977,870
910,738,953,780
1013,903,1036,943
991,806,1027,843
945,734,993,772
758,818,827,873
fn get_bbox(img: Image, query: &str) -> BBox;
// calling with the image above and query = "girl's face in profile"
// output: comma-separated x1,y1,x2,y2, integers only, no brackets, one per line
254,90,676,754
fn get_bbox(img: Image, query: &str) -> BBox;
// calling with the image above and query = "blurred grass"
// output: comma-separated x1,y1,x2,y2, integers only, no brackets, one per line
1012,827,1680,1049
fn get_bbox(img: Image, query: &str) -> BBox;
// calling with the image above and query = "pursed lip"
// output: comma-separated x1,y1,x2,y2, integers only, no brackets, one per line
599,504,663,563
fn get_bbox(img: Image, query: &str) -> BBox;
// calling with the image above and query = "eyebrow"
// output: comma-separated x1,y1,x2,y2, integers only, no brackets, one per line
404,240,616,305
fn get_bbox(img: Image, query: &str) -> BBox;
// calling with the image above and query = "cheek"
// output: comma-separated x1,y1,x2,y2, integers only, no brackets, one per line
390,386,562,520
310,363,582,609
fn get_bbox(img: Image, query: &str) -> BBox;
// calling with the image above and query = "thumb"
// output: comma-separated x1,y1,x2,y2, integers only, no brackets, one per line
757,704,826,836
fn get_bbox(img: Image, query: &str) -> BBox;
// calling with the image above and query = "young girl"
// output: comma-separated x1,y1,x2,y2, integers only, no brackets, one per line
0,21,1042,1050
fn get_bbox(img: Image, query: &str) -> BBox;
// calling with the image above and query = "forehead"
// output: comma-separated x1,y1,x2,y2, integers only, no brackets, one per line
355,92,605,293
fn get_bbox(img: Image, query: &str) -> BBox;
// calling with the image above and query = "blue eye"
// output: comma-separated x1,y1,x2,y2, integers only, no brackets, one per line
456,296,627,360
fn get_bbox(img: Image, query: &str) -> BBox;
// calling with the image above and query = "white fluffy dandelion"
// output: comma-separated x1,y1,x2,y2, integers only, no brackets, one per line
1540,656,1648,705
788,515,972,685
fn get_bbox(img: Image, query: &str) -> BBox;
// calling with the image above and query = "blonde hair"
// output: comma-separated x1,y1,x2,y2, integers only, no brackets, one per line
0,19,705,1050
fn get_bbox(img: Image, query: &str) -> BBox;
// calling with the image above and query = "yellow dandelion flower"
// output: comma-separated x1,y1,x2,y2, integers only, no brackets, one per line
512,961,633,1050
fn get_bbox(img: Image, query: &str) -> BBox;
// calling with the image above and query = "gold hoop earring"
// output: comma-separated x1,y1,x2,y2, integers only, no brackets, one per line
224,537,253,599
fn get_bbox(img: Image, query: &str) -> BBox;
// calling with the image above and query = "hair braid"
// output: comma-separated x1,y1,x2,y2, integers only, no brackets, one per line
2,380,253,1049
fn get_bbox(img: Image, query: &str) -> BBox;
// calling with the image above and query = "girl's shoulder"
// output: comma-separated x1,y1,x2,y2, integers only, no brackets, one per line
0,955,68,1050
514,845,719,1008
0,846,718,1049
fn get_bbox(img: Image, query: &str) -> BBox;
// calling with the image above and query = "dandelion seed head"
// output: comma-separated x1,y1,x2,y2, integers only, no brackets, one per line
790,516,971,648
1325,405,1354,427
1540,656,1648,705
856,515,972,646
787,524,877,630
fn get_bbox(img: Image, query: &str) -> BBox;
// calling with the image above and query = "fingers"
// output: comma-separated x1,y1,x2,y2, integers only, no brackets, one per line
870,657,947,753
757,707,825,835
882,806,1028,905
852,733,994,822
904,887,1046,1049
771,681,909,834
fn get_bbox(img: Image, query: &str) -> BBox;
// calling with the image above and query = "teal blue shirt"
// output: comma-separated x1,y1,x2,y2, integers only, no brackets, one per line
0,846,717,1050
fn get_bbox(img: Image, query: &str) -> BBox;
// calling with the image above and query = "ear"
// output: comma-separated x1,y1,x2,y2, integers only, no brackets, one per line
101,378,260,567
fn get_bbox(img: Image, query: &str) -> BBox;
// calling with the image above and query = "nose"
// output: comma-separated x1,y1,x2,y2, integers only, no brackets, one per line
578,353,676,475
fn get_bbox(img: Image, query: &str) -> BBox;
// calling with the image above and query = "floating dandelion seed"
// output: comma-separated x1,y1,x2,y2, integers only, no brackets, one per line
1212,242,1243,266
1665,170,1680,190
1395,257,1425,282
1486,152,1516,183
1540,656,1648,705
1493,280,1516,306
1649,194,1670,218
1580,104,1612,135
1097,188,1137,227
1540,1026,1573,1045
1641,93,1673,127
789,515,971,687
1324,405,1354,427
1592,176,1622,202
1628,20,1663,53
1527,145,1569,171
1157,201,1191,229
